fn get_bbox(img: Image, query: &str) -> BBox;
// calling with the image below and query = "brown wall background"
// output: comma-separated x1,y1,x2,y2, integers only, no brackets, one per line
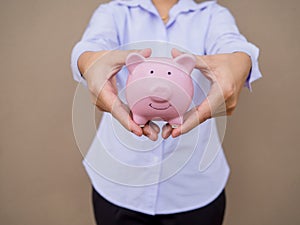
0,0,299,225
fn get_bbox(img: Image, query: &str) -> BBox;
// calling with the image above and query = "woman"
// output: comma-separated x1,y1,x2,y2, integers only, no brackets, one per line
71,0,262,224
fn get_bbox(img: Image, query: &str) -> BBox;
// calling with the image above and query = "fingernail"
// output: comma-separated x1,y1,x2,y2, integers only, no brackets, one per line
132,129,142,136
172,130,180,138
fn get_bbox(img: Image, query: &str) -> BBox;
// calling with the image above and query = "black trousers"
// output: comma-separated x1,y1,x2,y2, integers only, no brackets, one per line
92,187,226,225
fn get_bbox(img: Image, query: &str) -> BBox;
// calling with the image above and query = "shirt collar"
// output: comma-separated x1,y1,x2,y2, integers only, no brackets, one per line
175,0,216,11
117,0,216,13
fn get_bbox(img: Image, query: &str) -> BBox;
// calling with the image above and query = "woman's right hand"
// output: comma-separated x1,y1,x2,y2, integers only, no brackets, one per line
78,49,160,141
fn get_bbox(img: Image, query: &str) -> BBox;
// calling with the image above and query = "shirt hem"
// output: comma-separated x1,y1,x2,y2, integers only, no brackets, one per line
84,159,230,216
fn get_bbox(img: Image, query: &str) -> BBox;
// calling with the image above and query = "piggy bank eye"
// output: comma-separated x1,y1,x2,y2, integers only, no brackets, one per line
167,72,172,75
150,70,154,74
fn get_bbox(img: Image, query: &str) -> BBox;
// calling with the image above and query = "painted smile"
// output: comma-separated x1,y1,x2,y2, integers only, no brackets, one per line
149,103,171,110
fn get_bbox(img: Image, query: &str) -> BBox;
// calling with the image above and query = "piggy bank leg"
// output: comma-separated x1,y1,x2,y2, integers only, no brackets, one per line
132,114,148,127
168,116,183,128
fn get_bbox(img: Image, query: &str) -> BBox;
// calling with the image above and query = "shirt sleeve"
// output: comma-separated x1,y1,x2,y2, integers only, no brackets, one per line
205,4,262,91
70,3,119,86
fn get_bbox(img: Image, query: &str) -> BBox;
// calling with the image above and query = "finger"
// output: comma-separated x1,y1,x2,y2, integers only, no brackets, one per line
194,55,212,72
138,48,152,58
205,82,227,116
111,99,143,136
175,53,213,81
171,107,201,138
212,110,227,117
171,48,184,58
193,84,224,123
172,85,227,138
93,80,120,111
162,123,173,139
123,48,152,60
149,121,160,133
142,121,160,141
110,48,152,67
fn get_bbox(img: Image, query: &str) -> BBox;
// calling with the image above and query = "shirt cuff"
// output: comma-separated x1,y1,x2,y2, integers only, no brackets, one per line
218,42,262,91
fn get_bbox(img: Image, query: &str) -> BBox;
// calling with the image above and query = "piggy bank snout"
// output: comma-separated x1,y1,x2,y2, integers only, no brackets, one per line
150,85,172,101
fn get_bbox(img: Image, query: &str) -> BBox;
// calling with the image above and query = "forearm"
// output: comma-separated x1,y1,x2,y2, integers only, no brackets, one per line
205,5,262,90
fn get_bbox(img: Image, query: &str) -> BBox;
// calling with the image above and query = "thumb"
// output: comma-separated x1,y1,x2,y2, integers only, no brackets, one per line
194,55,211,71
194,55,217,82
138,48,152,58
113,48,152,65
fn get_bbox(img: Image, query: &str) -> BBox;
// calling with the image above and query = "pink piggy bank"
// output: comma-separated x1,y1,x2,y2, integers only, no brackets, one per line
125,52,196,127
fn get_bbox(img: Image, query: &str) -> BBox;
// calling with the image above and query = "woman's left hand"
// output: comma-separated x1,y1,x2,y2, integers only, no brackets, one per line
162,49,252,139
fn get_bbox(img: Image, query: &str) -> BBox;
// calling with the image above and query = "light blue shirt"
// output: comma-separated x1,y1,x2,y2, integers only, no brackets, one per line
71,0,262,215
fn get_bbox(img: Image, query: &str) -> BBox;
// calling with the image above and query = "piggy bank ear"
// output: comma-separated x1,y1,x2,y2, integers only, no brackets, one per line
174,54,196,74
126,53,146,73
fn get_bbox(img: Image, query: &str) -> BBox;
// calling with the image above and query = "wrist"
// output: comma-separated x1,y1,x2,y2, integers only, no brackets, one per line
78,51,108,79
233,52,252,72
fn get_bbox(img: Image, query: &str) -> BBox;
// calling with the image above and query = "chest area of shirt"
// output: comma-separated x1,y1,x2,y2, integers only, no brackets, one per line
116,11,210,55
